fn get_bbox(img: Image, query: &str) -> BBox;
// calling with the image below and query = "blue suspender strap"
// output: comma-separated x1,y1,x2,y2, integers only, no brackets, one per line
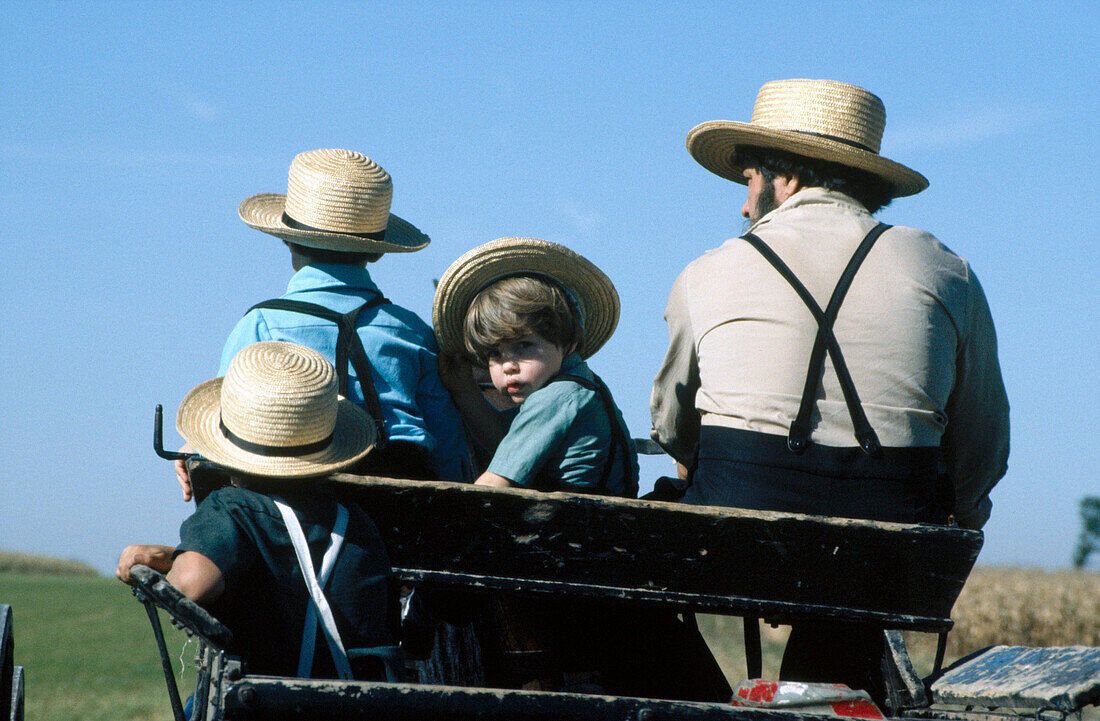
741,223,890,455
273,498,352,680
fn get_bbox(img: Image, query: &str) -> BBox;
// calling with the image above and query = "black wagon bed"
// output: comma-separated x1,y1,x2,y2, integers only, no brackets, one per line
118,470,1098,721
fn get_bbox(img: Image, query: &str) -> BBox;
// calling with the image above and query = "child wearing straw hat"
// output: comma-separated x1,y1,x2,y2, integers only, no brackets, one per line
177,148,468,501
426,238,728,700
432,237,638,495
120,341,401,682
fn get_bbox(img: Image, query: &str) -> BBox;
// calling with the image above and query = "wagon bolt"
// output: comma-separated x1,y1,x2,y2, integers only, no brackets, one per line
239,686,256,705
638,708,657,721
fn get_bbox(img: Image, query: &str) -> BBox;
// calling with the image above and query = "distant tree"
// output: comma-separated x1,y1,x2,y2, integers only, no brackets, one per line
1072,496,1100,569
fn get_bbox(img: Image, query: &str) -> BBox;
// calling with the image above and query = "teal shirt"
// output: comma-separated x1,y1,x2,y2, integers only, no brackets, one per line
487,353,639,497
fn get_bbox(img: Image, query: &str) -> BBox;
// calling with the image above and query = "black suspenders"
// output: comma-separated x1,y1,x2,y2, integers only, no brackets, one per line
741,223,891,455
246,296,391,446
552,372,639,497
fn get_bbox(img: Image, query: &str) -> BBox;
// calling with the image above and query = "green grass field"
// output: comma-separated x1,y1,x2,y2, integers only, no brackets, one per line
0,573,194,721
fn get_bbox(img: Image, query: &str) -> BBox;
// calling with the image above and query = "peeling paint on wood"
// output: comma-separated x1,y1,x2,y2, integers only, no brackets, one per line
931,646,1100,711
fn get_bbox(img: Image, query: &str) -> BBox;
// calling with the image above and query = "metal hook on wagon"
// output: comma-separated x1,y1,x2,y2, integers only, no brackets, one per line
153,404,197,462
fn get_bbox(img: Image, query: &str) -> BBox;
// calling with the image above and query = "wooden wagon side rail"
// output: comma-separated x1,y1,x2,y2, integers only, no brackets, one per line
216,677,795,721
332,474,983,633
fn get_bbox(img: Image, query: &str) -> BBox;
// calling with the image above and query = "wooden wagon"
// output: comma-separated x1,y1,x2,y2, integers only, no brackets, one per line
118,464,1100,721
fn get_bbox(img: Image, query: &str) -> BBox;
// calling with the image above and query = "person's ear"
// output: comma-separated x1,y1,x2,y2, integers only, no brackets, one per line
774,173,802,204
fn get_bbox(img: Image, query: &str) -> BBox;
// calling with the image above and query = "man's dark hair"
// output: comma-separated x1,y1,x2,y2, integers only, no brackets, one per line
286,241,382,266
734,145,894,214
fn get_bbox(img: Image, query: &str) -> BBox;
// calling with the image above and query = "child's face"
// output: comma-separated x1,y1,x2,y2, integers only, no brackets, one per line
487,332,567,404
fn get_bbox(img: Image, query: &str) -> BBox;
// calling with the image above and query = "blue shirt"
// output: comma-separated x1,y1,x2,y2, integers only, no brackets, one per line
220,263,468,481
487,353,639,497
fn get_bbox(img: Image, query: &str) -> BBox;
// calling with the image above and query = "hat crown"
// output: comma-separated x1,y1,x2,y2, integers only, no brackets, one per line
283,148,393,234
750,79,886,154
219,341,339,451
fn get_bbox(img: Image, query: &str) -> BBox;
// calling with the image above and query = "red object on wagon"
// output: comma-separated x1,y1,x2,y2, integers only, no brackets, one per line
730,679,885,719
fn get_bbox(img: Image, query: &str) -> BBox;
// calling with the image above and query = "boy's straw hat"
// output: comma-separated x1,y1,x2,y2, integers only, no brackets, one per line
686,79,928,198
177,341,375,478
238,148,430,253
433,237,620,359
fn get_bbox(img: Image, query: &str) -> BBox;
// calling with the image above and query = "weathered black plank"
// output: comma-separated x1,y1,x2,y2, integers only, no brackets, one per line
129,565,234,648
333,475,982,631
931,646,1100,712
7,666,22,721
883,630,929,712
220,677,787,720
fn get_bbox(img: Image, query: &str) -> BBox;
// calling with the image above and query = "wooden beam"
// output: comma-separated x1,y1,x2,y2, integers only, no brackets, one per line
333,475,982,631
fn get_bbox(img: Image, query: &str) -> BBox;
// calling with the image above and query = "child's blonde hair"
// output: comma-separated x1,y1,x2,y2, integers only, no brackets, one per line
463,276,582,364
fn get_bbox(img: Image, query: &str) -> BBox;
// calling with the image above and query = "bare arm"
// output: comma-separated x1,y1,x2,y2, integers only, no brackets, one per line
438,353,509,454
116,544,225,607
166,551,226,607
475,471,517,488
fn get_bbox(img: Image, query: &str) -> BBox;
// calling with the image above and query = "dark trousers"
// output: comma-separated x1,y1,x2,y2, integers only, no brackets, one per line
686,426,947,703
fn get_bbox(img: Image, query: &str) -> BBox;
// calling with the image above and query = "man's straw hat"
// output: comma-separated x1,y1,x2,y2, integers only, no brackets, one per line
238,148,430,253
433,237,620,359
177,341,375,478
686,79,928,198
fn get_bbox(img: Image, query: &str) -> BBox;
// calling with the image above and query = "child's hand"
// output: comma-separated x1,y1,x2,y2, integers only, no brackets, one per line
175,443,194,501
116,544,176,584
438,353,479,397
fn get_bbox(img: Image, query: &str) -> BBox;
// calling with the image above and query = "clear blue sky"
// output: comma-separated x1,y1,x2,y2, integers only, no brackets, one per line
1,2,1096,576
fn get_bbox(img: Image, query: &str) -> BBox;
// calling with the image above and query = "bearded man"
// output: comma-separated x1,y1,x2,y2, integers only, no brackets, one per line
650,79,1009,699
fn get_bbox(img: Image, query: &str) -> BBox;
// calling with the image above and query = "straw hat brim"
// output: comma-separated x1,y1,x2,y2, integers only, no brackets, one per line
686,121,928,198
432,238,620,359
177,377,376,479
238,193,430,253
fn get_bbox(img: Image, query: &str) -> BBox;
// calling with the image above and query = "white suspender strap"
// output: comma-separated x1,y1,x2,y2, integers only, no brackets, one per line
299,503,348,676
273,498,353,680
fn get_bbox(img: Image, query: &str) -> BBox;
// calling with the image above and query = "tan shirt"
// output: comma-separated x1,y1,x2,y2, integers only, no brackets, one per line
650,188,1009,529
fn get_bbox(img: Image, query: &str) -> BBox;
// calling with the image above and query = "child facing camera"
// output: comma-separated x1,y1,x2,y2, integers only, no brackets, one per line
427,238,728,700
432,237,638,496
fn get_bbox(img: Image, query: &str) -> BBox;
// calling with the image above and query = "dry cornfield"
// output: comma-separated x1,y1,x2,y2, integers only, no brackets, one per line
945,566,1100,652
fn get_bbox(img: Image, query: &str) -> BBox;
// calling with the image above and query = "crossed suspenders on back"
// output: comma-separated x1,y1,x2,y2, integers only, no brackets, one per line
247,296,390,448
739,223,891,456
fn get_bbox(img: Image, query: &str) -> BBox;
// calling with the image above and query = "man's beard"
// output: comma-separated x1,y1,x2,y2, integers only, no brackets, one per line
742,178,779,233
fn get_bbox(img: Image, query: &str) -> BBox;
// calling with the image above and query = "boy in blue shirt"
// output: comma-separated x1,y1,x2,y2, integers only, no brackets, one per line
433,237,637,494
177,149,467,500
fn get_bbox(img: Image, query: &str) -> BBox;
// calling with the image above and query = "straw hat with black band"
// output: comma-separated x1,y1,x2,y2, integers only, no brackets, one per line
238,148,430,253
177,341,376,479
686,79,928,198
432,237,620,360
